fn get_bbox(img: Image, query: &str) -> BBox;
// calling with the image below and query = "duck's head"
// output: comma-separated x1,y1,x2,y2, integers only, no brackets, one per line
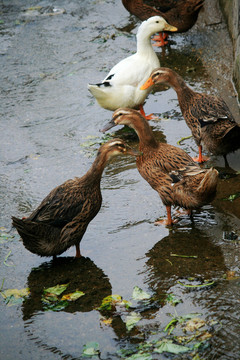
138,16,177,37
101,108,146,134
140,68,172,90
98,138,139,159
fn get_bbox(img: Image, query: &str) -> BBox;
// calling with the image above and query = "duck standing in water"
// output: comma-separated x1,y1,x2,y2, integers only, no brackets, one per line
12,139,137,258
122,0,204,46
102,109,218,226
88,16,177,120
141,67,240,165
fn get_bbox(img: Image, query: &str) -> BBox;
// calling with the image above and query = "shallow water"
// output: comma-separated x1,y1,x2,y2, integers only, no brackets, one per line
0,0,240,359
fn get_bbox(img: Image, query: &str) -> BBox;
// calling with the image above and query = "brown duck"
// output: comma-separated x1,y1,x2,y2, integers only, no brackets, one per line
141,67,240,165
122,0,204,46
12,139,137,258
102,109,218,226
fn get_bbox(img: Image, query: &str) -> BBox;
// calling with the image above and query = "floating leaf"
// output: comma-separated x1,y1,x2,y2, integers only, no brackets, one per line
119,299,132,309
61,290,85,301
183,318,206,332
127,352,153,360
164,313,202,333
82,341,100,356
1,288,30,306
98,294,122,311
165,293,182,306
44,283,69,296
223,192,240,201
154,339,190,354
132,286,151,301
100,316,113,326
125,312,141,331
224,270,239,280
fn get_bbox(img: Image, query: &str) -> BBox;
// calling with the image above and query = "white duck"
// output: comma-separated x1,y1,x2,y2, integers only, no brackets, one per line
87,16,177,119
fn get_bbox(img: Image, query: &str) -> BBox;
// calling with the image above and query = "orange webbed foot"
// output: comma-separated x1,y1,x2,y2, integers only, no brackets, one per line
139,105,158,120
193,146,209,163
192,155,209,163
152,32,169,47
154,206,177,226
154,218,178,226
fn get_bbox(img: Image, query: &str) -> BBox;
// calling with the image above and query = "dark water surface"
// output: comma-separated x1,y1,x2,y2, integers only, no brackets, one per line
0,0,240,359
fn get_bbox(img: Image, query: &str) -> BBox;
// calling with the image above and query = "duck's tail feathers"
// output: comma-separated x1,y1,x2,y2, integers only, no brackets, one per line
12,216,61,257
197,167,219,195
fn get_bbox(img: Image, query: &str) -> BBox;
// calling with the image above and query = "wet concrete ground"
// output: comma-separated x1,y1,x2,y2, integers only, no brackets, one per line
0,0,240,359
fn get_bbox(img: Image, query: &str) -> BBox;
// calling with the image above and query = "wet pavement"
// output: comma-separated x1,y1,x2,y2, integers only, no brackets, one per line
0,0,240,359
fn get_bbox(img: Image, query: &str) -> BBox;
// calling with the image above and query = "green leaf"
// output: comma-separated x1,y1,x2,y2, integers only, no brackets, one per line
165,293,182,306
125,312,141,331
132,286,151,301
154,340,190,354
82,341,100,356
61,290,85,301
223,192,240,201
44,283,69,296
98,294,122,311
127,352,153,360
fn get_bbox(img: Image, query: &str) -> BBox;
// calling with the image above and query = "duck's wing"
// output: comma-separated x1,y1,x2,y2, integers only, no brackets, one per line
151,143,196,173
27,179,86,227
190,94,236,127
169,164,205,183
102,54,156,87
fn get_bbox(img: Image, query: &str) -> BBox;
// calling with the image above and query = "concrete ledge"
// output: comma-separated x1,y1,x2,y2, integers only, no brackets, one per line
219,0,240,97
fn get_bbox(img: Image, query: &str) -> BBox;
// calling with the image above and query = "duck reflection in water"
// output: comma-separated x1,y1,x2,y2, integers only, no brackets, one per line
22,256,112,321
22,256,133,346
144,227,226,298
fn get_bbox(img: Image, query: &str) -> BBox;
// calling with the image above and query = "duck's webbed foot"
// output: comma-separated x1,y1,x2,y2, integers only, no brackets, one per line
152,32,169,47
139,104,158,120
192,146,209,163
154,205,178,226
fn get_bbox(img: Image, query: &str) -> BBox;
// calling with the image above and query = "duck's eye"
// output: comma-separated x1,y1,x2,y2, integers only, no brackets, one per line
156,21,159,23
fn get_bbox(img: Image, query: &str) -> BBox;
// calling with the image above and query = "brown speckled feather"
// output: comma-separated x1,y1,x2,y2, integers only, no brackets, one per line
122,0,204,32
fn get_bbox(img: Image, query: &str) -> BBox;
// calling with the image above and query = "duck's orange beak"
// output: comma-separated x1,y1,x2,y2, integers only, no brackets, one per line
140,77,154,90
163,24,178,32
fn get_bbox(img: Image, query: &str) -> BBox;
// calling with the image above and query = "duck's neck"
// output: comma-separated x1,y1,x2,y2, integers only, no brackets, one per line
136,24,156,57
131,117,158,150
167,70,196,109
82,151,109,186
